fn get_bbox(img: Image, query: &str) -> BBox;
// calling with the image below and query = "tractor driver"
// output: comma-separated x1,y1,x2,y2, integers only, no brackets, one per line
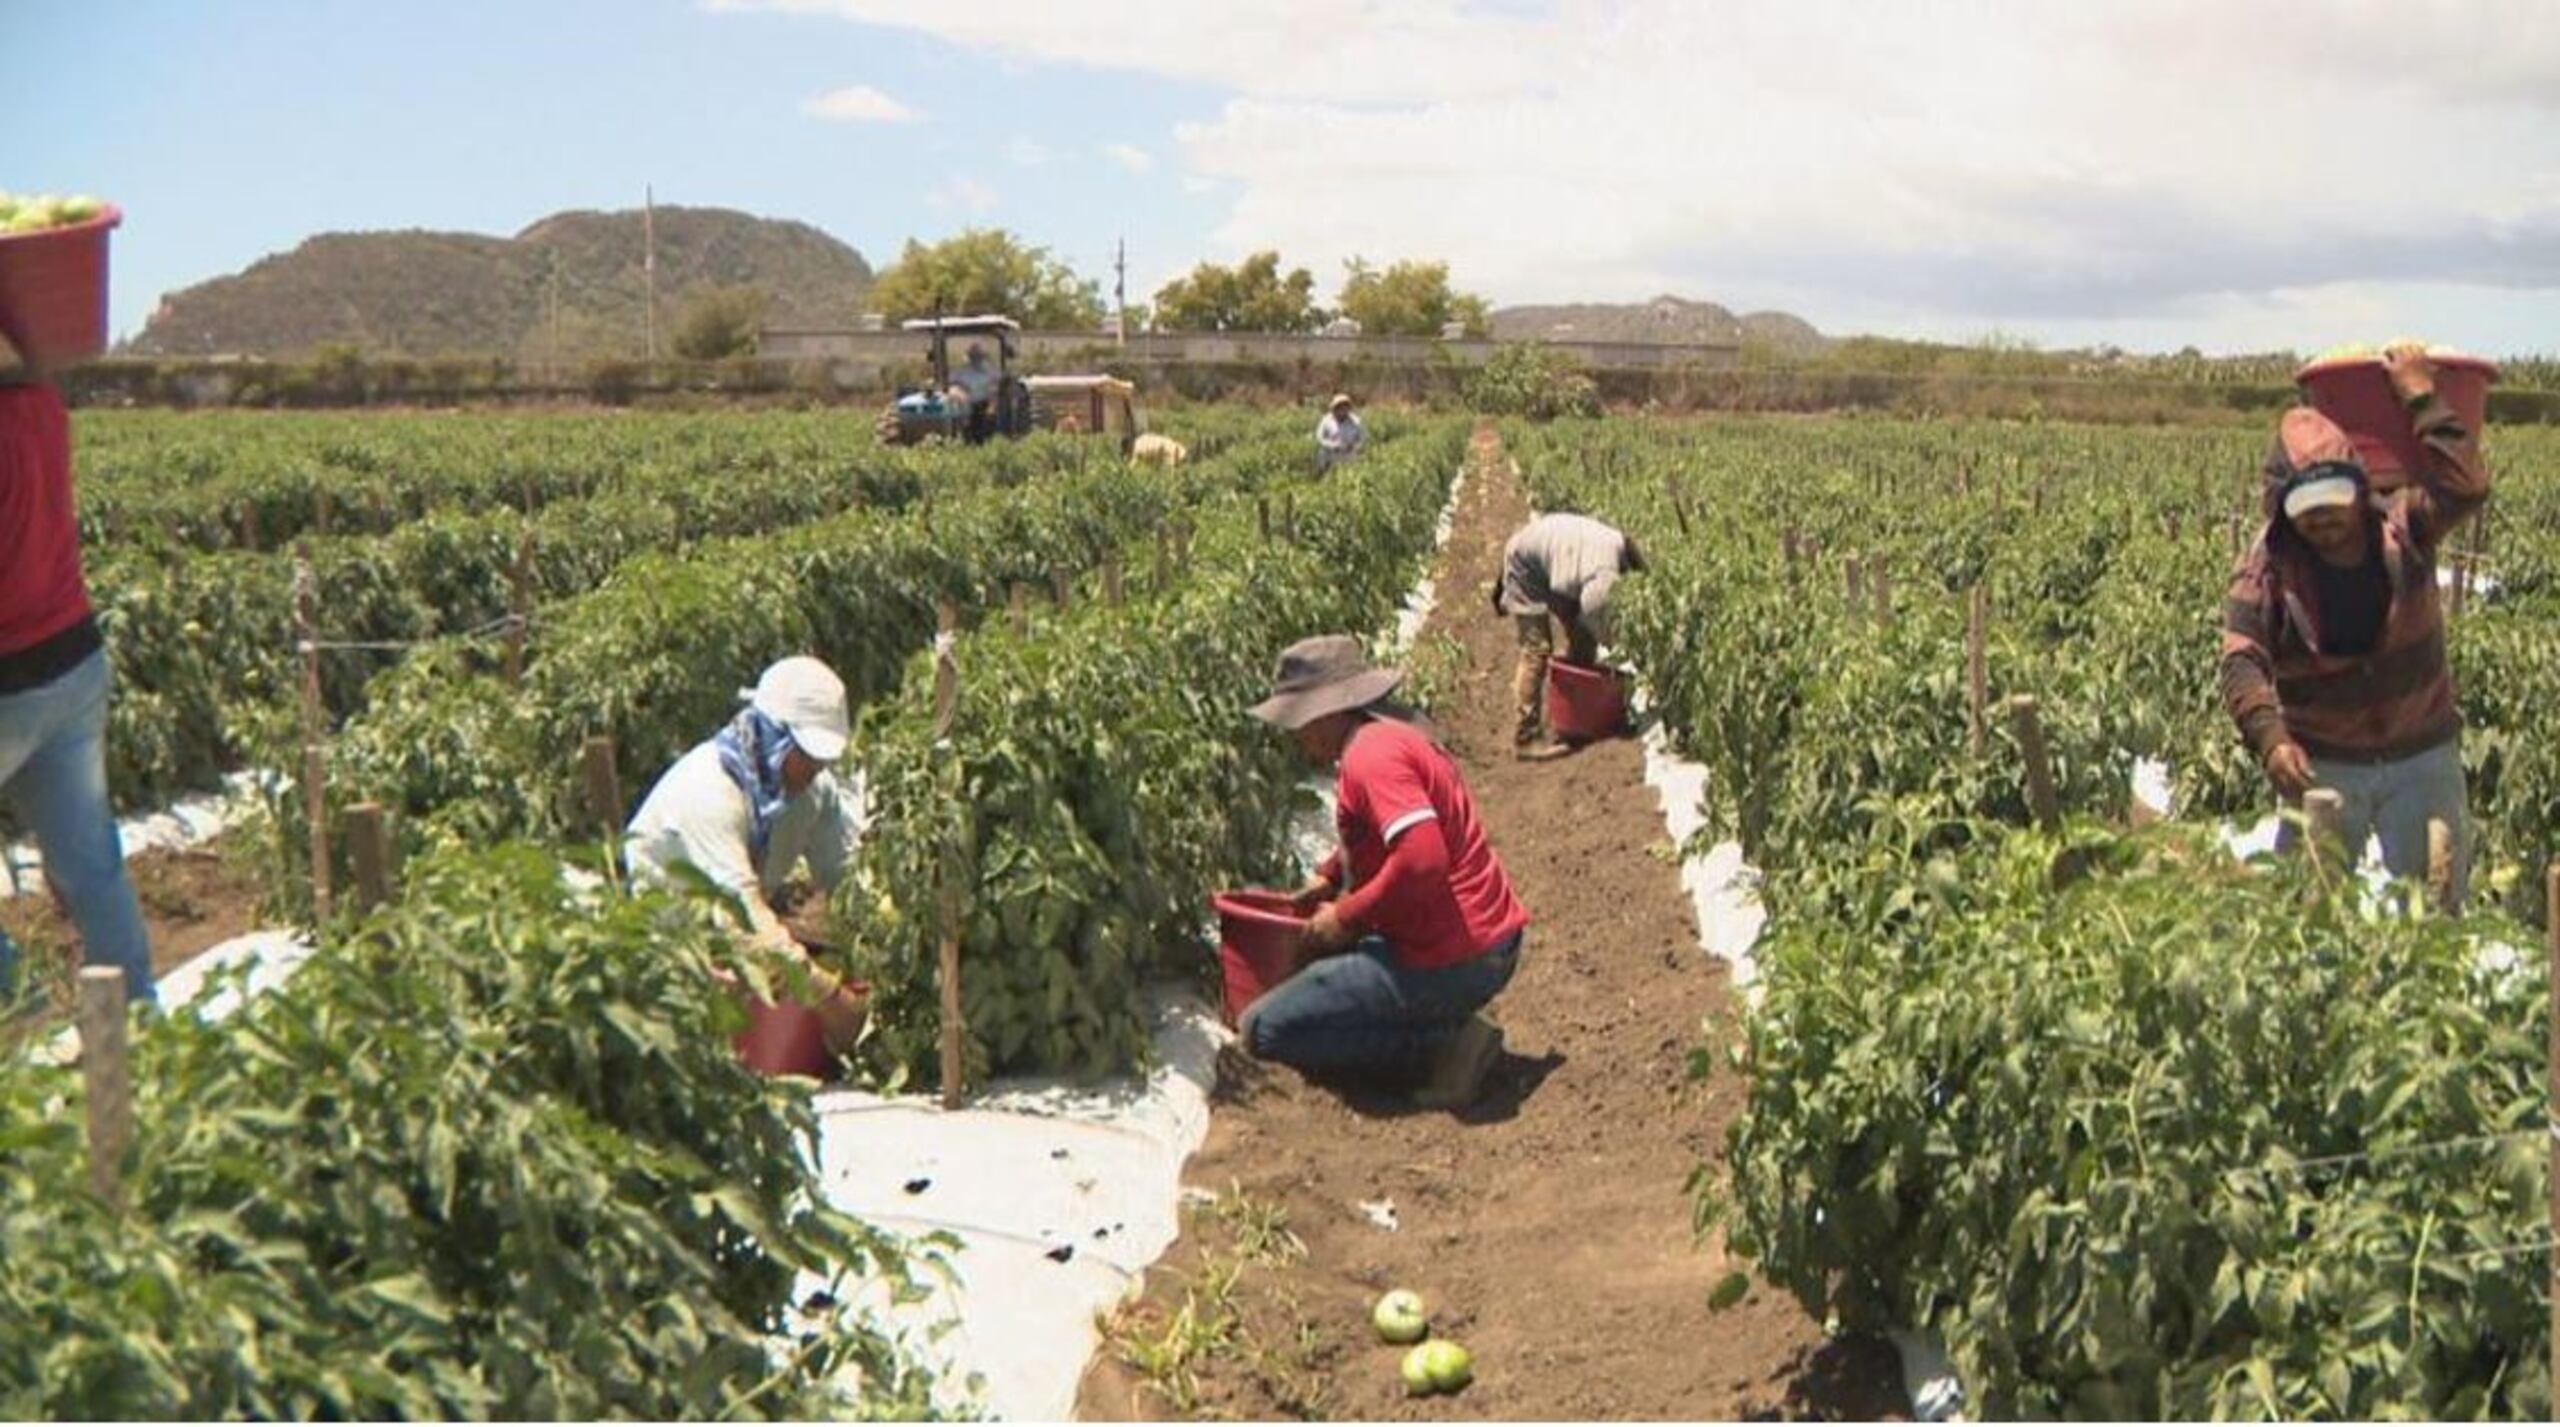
950,342,999,444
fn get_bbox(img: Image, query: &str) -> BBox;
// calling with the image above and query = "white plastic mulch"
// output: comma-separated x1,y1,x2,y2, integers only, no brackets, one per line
3,771,269,900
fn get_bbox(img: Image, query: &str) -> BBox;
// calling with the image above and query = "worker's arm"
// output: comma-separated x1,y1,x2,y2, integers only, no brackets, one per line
2219,551,2312,797
1305,814,1446,954
2384,345,2490,554
1292,850,1344,913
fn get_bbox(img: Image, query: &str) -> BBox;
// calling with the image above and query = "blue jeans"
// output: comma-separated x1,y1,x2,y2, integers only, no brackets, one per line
1242,931,1520,1080
2273,736,2470,910
0,651,154,1004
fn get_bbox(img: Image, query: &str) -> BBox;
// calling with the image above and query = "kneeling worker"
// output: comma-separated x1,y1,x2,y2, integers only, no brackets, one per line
2221,343,2489,907
1493,511,1644,759
1243,636,1529,1109
626,655,869,1048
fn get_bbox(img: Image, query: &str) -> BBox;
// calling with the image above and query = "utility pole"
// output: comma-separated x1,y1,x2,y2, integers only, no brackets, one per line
643,185,658,361
1113,236,1127,348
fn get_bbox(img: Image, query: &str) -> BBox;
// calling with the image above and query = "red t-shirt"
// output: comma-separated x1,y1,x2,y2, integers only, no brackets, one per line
0,383,92,657
1321,717,1529,969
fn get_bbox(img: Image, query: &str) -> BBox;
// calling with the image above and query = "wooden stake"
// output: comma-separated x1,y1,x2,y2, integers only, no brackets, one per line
1008,580,1030,638
77,968,132,1211
1051,566,1072,611
934,601,966,1109
1869,559,1893,627
293,543,332,923
347,802,393,914
1102,557,1124,608
582,736,622,839
505,524,535,686
2303,789,2348,881
2425,817,2456,916
314,483,332,538
1257,496,1272,542
1967,585,1989,756
2008,695,2062,834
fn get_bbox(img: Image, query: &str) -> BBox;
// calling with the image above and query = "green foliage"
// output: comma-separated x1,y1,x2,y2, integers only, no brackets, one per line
672,283,773,360
869,229,1103,331
1152,252,1323,334
1465,343,1600,421
1335,258,1488,339
0,845,941,1418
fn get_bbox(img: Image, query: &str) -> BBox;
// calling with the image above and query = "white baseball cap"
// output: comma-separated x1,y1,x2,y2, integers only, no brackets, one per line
2282,474,2361,521
740,656,850,762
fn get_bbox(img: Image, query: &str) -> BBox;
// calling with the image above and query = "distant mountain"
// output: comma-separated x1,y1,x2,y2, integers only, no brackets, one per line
128,206,873,359
1488,294,1827,353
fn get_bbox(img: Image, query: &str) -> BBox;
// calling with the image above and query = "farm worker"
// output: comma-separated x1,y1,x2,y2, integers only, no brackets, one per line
624,656,868,1043
950,343,998,444
0,343,155,1007
1243,636,1530,1110
1492,512,1645,759
2221,343,2489,907
1315,392,1365,472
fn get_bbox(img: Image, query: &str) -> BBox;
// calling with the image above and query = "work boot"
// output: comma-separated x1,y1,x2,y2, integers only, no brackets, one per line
1411,1014,1504,1110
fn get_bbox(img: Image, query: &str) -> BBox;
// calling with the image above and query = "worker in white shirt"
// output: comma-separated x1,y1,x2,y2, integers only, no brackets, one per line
949,343,999,444
1493,512,1644,759
1316,392,1366,472
625,656,868,1046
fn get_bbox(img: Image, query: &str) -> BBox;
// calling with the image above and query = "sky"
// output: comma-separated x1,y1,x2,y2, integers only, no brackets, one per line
9,0,2558,356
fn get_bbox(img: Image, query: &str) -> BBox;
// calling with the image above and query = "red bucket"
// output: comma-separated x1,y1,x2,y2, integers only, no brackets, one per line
1212,890,1307,1026
2294,351,2497,486
1545,659,1629,742
0,205,120,366
731,977,869,1080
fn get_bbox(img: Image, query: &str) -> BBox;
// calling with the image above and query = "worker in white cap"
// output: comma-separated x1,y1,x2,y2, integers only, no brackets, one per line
625,655,867,961
1315,392,1366,472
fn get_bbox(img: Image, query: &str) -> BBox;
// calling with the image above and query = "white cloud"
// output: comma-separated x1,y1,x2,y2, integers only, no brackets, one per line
926,175,999,214
729,1,2560,348
1006,138,1052,167
1102,142,1156,174
799,84,919,123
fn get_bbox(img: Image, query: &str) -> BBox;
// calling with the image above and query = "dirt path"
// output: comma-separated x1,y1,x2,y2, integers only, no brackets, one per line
2,839,272,993
1079,430,1901,1420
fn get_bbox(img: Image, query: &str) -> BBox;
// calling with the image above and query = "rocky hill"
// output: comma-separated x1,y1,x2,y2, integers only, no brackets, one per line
128,206,872,360
1489,295,1826,353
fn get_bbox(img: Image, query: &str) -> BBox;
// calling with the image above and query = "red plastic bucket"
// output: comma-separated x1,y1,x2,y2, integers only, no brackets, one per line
0,205,120,366
1212,890,1307,1026
731,977,869,1080
1545,659,1629,742
2294,352,2497,486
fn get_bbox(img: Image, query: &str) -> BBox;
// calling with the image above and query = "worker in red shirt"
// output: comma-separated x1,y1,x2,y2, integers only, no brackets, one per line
1,341,154,1006
1242,636,1529,1110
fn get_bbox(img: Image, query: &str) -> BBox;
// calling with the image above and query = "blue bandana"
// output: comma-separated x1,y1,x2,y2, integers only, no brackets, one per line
714,707,798,862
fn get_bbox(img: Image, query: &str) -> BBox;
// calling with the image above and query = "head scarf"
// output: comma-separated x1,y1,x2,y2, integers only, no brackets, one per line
714,707,799,861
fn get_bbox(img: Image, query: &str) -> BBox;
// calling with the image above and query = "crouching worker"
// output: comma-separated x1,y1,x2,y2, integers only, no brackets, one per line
625,655,868,1050
2221,343,2489,907
1242,636,1529,1109
1493,511,1644,760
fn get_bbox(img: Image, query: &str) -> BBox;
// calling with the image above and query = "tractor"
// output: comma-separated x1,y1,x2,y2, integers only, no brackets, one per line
874,315,1034,446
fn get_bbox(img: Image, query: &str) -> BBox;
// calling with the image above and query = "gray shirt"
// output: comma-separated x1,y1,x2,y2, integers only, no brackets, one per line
1498,513,1630,623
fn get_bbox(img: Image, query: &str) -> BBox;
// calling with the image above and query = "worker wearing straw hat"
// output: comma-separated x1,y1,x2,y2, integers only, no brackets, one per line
626,655,869,1046
1315,392,1366,472
2221,343,2490,907
1243,635,1529,1110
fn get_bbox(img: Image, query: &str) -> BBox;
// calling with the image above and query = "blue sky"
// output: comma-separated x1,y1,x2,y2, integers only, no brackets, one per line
12,1,2559,356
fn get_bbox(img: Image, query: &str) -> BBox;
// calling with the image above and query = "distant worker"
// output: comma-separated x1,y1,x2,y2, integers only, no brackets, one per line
1242,636,1529,1110
949,342,999,444
1315,392,1365,472
625,655,869,1048
2221,343,2489,907
1130,431,1189,467
0,339,156,1007
1492,512,1645,760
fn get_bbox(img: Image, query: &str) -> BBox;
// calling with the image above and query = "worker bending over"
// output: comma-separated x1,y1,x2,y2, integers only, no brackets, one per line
1493,512,1644,759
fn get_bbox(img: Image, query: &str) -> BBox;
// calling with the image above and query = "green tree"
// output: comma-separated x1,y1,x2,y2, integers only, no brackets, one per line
1465,342,1600,420
1152,251,1323,333
670,283,771,360
869,229,1104,330
1336,258,1490,338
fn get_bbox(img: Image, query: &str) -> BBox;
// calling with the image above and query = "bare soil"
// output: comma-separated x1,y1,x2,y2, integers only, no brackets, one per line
2,837,273,994
1078,430,1903,1420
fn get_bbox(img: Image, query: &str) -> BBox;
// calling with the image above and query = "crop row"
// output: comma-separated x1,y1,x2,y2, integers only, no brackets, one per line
1511,414,2555,1418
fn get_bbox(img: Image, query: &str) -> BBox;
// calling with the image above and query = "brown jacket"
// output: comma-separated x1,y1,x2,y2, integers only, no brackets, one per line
2220,400,2489,763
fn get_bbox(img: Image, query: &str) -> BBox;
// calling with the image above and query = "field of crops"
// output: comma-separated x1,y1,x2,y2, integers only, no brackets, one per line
5,404,1468,1415
1510,414,2559,1418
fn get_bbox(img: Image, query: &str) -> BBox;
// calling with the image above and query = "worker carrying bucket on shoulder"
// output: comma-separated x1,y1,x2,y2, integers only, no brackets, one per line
2220,343,2490,909
1240,636,1529,1111
625,655,870,1053
1491,512,1644,760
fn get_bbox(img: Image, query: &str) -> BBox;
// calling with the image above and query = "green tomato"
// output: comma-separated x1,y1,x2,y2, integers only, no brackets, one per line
1419,1338,1473,1392
1399,1343,1438,1396
1371,1288,1427,1344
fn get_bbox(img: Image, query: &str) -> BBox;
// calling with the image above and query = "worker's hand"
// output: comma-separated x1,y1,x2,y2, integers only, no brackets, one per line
1300,902,1355,959
1287,877,1335,916
2382,342,2437,406
2265,741,2316,800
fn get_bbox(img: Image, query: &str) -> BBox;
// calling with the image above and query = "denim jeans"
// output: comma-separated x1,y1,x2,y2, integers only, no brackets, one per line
2273,735,2469,911
1242,931,1521,1080
0,650,154,1004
